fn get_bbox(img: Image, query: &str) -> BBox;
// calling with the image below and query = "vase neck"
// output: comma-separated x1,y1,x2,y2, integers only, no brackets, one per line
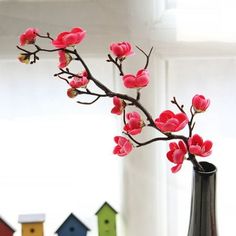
187,161,218,236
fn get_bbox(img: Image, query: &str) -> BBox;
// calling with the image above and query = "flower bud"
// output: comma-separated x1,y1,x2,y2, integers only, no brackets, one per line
67,88,79,98
18,54,30,64
110,41,134,59
192,94,210,113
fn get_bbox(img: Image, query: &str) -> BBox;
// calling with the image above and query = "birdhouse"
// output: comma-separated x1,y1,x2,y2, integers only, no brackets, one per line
95,202,118,236
55,213,90,236
0,216,15,236
18,214,45,236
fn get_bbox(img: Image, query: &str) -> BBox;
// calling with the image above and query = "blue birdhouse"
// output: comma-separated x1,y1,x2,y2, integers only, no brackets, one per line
55,213,90,236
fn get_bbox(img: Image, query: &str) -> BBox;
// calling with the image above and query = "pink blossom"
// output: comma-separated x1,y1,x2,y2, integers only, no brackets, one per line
110,41,134,58
188,134,213,157
113,136,133,156
52,27,86,48
124,111,144,135
167,140,187,173
155,110,189,133
19,28,39,46
58,50,72,68
122,69,150,89
111,96,126,115
69,71,89,88
67,88,79,98
192,94,210,113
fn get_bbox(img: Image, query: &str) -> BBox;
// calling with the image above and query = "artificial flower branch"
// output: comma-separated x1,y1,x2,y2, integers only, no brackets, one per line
17,27,213,173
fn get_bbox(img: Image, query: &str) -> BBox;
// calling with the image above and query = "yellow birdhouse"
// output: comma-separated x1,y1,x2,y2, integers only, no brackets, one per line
18,214,45,236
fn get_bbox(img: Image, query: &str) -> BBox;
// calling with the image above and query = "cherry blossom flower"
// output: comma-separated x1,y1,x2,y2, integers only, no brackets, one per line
188,134,213,157
69,71,89,88
58,50,72,68
111,96,126,115
167,140,187,173
52,27,86,48
19,28,39,46
122,69,150,89
110,41,134,59
192,94,210,113
155,110,189,133
113,136,133,156
124,111,144,135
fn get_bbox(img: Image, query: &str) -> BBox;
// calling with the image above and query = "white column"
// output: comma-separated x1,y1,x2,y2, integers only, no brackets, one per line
120,51,169,236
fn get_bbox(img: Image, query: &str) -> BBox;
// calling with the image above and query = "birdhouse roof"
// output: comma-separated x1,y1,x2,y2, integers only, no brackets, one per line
55,213,90,233
0,216,16,232
18,214,45,223
95,202,118,215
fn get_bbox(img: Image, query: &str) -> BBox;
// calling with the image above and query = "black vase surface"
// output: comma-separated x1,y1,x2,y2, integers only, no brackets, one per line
187,161,217,236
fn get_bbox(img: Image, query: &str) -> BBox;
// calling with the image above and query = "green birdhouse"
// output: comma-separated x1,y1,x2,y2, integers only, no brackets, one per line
95,202,118,236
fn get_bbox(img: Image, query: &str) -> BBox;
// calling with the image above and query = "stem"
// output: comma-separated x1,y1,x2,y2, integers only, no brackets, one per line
171,97,185,113
188,154,204,172
136,46,153,70
107,54,124,76
37,32,54,41
188,107,196,137
77,96,100,105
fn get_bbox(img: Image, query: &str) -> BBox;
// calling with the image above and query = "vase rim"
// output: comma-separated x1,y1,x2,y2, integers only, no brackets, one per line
194,161,217,175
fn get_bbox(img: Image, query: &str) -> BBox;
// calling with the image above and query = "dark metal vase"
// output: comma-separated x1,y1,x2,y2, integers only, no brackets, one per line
187,161,218,236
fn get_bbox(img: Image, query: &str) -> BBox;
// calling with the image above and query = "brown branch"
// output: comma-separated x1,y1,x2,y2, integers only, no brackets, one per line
107,54,124,76
136,46,153,70
37,32,54,41
16,37,206,172
171,97,185,113
76,96,100,105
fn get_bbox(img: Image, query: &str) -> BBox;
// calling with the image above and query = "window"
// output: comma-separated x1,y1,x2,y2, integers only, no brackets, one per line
0,58,121,236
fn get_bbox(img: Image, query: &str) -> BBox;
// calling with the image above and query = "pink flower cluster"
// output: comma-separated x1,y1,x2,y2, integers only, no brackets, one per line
110,42,134,59
53,28,86,68
167,141,187,173
192,94,210,112
155,110,189,133
69,71,89,89
19,27,86,68
66,71,89,98
19,28,39,46
52,27,86,48
113,136,133,156
111,97,126,115
58,50,72,68
123,69,149,89
124,112,144,135
167,134,213,173
17,28,213,173
112,90,213,173
108,40,213,172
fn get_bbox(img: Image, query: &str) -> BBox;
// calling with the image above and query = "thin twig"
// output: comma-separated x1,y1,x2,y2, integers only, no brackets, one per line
107,54,124,76
136,46,153,70
76,96,100,105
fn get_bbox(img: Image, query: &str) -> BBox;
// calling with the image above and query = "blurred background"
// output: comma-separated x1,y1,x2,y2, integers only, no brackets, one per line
0,0,236,235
